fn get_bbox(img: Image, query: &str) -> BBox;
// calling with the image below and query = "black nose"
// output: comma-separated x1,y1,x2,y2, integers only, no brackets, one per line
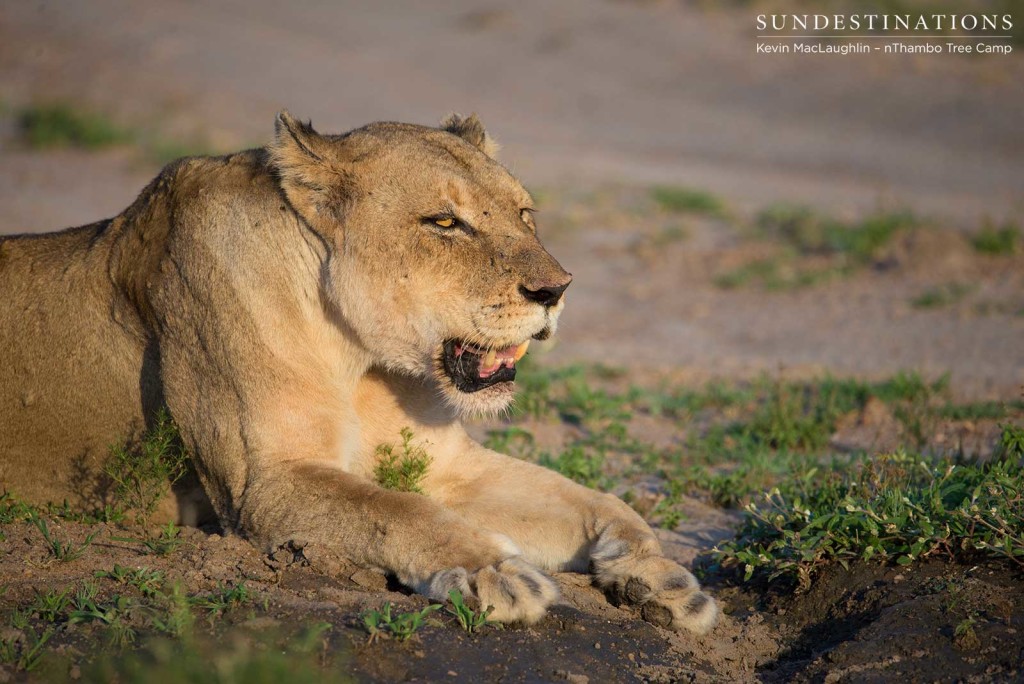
520,279,571,308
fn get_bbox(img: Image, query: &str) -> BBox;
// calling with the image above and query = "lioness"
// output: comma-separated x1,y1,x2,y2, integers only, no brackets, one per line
0,112,717,633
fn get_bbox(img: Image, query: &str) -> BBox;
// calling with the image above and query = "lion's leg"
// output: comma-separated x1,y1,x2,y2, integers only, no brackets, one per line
432,444,719,634
237,460,558,623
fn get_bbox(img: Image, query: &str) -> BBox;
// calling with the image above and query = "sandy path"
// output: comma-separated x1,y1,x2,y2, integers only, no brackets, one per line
1,1,1021,398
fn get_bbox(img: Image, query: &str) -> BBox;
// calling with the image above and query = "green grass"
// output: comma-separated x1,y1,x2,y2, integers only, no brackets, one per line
0,625,54,672
32,517,97,562
446,589,493,634
75,627,351,684
96,565,166,597
18,103,133,149
971,222,1019,255
712,424,1024,590
15,102,222,166
360,602,441,643
716,207,918,290
105,409,190,522
758,206,916,261
191,582,251,621
651,186,726,216
911,283,973,309
111,521,186,556
495,363,986,515
714,257,838,291
373,427,433,494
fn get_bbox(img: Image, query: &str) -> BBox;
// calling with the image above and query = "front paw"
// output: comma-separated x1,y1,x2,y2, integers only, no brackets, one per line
596,553,719,635
422,557,559,625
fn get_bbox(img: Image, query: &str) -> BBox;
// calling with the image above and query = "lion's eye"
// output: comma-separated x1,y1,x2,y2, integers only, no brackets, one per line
434,217,455,228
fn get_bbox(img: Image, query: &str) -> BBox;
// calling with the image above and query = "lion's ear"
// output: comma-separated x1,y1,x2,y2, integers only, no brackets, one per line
269,111,354,232
441,112,500,159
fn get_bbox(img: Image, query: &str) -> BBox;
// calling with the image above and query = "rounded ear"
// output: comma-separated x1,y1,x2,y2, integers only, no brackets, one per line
441,112,501,159
268,111,355,233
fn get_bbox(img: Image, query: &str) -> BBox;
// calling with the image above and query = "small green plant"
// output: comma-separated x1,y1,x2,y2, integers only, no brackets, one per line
150,581,195,638
0,493,42,524
996,422,1024,461
32,517,97,562
651,186,725,216
360,602,441,643
714,451,1024,590
374,427,433,494
294,621,333,653
759,206,915,262
105,409,190,521
191,582,251,620
112,521,186,556
910,283,973,310
483,426,536,457
68,583,137,647
29,588,72,622
954,614,981,650
18,103,133,149
539,445,607,490
447,589,493,634
96,565,166,597
0,626,54,672
971,222,1019,255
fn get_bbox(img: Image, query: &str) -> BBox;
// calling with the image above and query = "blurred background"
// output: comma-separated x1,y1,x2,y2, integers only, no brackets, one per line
2,0,1022,398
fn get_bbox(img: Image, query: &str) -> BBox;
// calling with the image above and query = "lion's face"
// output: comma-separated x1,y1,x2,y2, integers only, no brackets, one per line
270,113,571,415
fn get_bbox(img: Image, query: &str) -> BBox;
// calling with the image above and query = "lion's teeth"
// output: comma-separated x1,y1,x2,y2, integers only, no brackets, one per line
513,341,530,361
482,349,497,367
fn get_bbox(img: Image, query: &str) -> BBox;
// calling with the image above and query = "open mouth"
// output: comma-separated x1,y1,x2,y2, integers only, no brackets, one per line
441,339,531,393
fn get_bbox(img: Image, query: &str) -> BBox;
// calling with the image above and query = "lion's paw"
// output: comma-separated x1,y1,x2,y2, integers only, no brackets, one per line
596,553,718,635
473,556,559,624
421,557,558,625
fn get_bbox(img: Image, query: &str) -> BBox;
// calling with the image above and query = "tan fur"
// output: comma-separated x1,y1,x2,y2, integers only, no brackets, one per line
0,113,717,633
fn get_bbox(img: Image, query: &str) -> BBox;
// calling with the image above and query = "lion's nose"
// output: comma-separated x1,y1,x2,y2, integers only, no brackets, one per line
519,276,572,308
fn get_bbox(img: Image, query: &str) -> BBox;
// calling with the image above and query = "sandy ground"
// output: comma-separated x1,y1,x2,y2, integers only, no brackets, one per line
1,0,1022,399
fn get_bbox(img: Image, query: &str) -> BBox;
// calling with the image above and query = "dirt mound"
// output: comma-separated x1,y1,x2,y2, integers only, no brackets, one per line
718,559,1024,683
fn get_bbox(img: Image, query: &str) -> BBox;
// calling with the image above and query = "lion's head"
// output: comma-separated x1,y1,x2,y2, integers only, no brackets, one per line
268,111,571,415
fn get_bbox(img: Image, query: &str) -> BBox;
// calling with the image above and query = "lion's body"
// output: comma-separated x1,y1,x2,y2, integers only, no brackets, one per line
0,117,717,633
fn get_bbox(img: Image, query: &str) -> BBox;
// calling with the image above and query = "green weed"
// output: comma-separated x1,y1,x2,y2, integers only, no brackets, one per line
96,565,166,597
105,408,190,521
447,589,493,634
971,222,1019,255
0,493,42,524
112,521,186,556
714,447,1024,590
150,581,195,638
758,206,916,262
937,400,1021,421
996,423,1024,460
483,426,536,458
539,445,607,490
911,283,973,309
79,628,348,683
374,427,433,494
0,626,54,672
360,602,441,643
32,517,97,562
954,614,981,650
716,207,917,290
29,588,72,622
191,582,251,620
651,186,725,216
18,103,132,149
